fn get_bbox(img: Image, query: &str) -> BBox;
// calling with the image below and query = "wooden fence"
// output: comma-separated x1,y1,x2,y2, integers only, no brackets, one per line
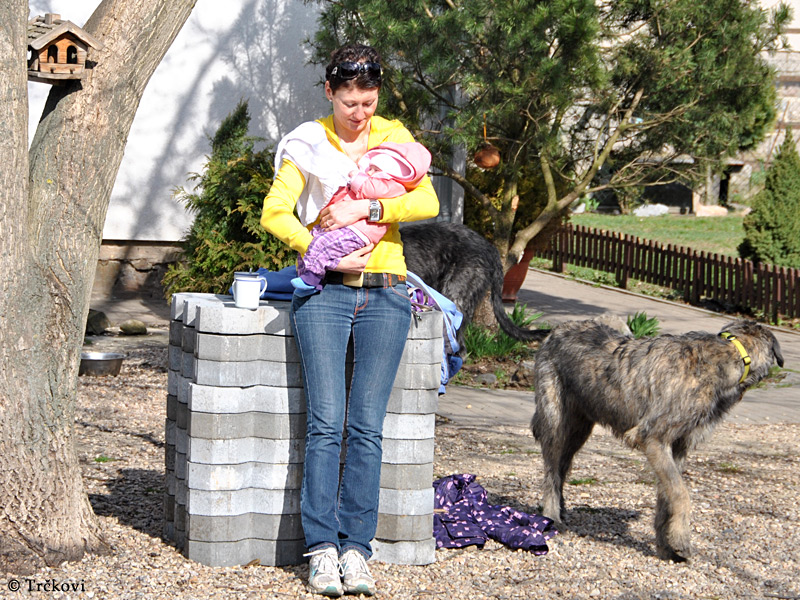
534,224,800,322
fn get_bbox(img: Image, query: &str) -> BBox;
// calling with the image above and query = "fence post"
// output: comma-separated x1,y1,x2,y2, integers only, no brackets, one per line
552,226,565,273
616,233,631,289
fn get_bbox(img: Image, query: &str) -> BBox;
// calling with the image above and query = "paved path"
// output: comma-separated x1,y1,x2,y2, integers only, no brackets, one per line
438,268,800,427
91,268,800,425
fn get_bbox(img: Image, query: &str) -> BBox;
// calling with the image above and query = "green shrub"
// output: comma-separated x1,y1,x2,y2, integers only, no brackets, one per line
162,101,294,297
463,304,544,359
738,131,800,268
627,311,660,338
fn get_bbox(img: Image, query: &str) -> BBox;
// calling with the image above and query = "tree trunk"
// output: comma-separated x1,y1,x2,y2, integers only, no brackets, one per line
0,0,195,574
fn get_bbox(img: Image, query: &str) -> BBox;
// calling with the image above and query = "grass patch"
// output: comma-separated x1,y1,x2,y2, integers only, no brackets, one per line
715,462,742,474
568,477,599,486
462,304,545,360
94,455,116,463
571,213,745,257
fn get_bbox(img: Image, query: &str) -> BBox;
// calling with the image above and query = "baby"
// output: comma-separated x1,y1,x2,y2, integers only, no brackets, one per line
292,141,431,294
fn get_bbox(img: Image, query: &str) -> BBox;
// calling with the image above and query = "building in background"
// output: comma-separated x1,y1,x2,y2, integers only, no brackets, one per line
29,1,796,301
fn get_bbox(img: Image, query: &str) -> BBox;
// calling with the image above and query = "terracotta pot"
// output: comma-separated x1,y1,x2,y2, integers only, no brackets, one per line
474,143,500,169
501,245,535,303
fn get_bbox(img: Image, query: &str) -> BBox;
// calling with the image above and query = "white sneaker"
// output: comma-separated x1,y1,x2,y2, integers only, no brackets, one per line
305,547,343,597
341,549,376,596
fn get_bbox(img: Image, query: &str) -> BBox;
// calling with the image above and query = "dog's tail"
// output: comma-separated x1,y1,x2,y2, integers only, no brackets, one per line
491,264,550,342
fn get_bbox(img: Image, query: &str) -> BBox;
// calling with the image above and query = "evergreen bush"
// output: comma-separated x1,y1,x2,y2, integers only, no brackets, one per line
162,101,294,297
738,131,800,268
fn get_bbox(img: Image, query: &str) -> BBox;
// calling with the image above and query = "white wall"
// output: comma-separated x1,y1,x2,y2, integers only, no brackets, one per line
28,0,328,241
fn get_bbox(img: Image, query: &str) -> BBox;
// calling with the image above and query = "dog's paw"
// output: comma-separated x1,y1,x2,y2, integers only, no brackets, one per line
657,540,692,563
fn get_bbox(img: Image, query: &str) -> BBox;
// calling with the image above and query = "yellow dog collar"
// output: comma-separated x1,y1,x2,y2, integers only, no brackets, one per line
720,332,751,383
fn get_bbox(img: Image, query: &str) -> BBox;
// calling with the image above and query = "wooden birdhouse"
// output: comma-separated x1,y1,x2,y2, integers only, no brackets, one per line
27,13,103,84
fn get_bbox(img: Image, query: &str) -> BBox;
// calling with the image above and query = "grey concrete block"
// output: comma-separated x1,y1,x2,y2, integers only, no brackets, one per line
175,477,187,505
195,332,300,363
165,444,176,472
186,462,303,491
182,295,229,328
386,388,438,415
167,369,180,396
165,418,176,446
195,301,293,336
187,437,305,465
378,488,434,516
399,338,441,365
186,513,302,542
382,413,435,441
176,400,189,430
184,538,305,568
380,463,433,490
188,412,306,440
382,438,434,465
407,310,443,340
392,362,441,391
185,488,301,516
170,320,183,345
370,538,436,566
167,394,177,421
175,501,186,532
176,426,189,455
375,513,433,541
182,325,196,354
166,471,177,496
181,350,195,380
193,358,303,388
187,383,306,415
175,454,187,481
168,345,182,372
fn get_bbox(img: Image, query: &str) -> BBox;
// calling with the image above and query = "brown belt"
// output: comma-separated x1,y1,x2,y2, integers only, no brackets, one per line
324,272,406,288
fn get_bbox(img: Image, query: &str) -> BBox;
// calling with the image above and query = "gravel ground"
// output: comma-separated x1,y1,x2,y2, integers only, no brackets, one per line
14,334,800,600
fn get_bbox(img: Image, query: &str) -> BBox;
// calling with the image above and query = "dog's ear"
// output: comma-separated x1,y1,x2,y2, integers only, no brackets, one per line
772,338,785,368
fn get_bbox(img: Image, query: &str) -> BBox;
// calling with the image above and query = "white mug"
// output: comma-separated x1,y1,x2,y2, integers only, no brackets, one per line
232,272,267,309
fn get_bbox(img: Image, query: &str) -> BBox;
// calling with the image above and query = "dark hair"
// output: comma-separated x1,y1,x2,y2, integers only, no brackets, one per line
325,44,382,93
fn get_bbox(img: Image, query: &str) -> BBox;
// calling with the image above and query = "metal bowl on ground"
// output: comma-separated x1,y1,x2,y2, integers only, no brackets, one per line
79,352,126,376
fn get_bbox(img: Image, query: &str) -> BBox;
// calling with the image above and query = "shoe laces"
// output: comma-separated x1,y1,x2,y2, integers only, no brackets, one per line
304,547,343,577
341,549,370,578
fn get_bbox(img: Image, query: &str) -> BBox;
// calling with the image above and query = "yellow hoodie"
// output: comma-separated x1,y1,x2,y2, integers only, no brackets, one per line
261,115,439,276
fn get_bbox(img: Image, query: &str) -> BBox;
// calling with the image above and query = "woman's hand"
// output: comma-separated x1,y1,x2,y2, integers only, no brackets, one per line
319,199,370,231
333,243,374,273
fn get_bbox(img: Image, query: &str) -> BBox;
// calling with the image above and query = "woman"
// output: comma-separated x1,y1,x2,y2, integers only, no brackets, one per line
261,44,439,597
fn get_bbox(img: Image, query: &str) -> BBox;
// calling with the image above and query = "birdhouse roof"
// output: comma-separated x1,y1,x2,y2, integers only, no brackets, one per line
28,14,104,51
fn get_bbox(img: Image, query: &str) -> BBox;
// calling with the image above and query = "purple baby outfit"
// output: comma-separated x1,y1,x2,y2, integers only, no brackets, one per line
433,473,558,554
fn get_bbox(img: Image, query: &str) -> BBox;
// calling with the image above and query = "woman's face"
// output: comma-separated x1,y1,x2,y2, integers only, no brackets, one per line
325,81,379,137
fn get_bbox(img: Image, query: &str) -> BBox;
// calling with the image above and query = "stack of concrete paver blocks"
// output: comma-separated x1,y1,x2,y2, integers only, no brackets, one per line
164,292,443,567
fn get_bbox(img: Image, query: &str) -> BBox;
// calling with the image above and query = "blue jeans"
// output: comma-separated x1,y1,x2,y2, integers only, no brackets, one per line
290,281,411,558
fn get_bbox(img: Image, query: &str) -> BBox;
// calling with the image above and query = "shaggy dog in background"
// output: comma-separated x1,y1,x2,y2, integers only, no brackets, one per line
530,319,784,561
400,221,549,343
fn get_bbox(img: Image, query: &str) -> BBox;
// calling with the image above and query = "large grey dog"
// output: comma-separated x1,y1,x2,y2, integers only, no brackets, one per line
401,221,549,344
530,318,784,561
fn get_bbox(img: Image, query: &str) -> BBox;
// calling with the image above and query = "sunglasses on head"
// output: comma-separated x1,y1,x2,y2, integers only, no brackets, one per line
329,61,382,81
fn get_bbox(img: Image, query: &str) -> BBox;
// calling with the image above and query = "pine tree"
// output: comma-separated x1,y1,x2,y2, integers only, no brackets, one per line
739,131,800,268
162,101,293,296
306,0,789,268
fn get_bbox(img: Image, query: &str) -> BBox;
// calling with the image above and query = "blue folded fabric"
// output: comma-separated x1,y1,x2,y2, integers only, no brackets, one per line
228,266,297,301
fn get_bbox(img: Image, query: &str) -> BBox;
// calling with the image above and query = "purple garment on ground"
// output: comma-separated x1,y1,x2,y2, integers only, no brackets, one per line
433,473,558,554
297,225,366,289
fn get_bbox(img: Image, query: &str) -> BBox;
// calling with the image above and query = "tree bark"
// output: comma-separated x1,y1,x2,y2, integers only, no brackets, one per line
0,0,195,574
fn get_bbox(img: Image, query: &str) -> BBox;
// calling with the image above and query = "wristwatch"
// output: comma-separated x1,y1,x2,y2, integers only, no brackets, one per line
368,199,382,222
